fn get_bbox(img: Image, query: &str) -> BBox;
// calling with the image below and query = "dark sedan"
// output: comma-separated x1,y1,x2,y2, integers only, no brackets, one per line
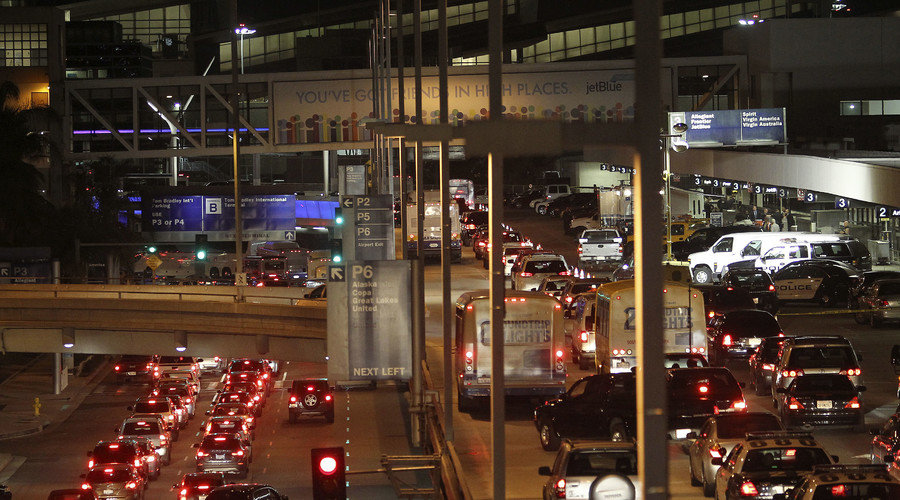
849,270,900,312
776,373,866,429
720,269,779,313
707,309,783,366
667,368,747,440
748,336,788,397
702,287,756,329
771,259,859,307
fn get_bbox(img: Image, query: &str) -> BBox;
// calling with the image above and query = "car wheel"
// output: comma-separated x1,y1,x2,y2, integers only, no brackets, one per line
538,205,547,215
539,421,562,451
609,420,628,442
702,471,715,498
689,457,701,486
693,266,712,284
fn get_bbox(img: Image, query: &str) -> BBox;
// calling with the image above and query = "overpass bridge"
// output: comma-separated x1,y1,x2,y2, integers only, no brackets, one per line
0,285,326,362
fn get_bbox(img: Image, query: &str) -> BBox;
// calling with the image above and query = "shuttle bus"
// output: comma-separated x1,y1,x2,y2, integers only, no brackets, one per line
594,280,706,373
454,290,566,412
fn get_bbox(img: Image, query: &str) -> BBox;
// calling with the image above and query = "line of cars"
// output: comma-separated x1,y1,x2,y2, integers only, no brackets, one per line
49,356,289,500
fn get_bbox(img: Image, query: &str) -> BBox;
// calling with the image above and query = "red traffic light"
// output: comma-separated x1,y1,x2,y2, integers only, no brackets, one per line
319,456,338,475
311,446,346,500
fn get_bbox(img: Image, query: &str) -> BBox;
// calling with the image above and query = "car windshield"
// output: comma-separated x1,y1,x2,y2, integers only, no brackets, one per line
542,280,568,291
729,272,770,287
212,404,249,416
86,468,132,482
722,312,780,337
741,447,831,472
229,360,266,372
811,483,900,499
664,355,708,369
716,414,782,439
570,283,603,294
525,260,567,274
792,375,854,392
201,436,241,450
209,420,242,432
566,450,637,476
92,445,135,463
122,421,161,435
787,347,856,369
133,401,169,413
583,230,618,242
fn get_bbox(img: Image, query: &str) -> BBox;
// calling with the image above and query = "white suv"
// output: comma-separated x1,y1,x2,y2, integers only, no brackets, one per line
531,184,571,213
512,254,570,291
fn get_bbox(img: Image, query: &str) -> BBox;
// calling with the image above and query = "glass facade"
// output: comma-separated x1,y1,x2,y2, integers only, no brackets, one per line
0,23,47,67
91,4,191,55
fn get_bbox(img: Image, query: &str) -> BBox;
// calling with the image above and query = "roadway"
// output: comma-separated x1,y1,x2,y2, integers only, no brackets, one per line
421,209,900,499
0,361,411,497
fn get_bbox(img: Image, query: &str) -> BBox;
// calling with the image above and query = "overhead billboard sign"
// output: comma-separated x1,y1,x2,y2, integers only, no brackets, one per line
346,261,411,381
144,195,295,242
668,108,786,147
273,67,645,145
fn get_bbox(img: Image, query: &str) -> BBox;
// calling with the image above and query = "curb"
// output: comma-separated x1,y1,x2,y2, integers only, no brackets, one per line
0,453,11,473
0,421,49,442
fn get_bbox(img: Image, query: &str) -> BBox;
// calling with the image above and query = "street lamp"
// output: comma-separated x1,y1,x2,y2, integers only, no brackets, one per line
662,122,689,261
234,24,256,74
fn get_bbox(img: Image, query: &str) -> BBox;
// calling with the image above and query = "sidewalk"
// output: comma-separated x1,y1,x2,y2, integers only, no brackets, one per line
0,354,109,441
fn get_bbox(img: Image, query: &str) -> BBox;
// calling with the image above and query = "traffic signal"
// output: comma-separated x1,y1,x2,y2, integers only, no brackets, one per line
330,238,343,264
147,245,157,254
311,447,346,500
334,208,344,226
194,234,208,261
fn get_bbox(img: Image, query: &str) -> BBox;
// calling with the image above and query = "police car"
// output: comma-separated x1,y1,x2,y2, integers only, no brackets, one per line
777,464,900,499
770,260,858,307
712,431,837,499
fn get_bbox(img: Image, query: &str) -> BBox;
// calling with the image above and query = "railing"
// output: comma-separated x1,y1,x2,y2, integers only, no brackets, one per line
0,284,318,306
422,360,474,500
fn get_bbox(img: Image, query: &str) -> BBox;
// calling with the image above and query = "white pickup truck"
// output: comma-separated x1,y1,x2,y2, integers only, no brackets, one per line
577,229,623,269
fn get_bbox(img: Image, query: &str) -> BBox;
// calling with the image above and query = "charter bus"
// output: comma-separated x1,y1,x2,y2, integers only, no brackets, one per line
594,280,706,373
454,290,566,412
449,178,475,209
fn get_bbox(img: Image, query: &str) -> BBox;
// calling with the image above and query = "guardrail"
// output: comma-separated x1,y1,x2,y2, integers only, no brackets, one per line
422,360,474,500
0,284,315,306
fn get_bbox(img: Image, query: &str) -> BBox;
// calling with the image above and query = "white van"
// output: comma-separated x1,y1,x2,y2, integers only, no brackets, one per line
689,232,811,284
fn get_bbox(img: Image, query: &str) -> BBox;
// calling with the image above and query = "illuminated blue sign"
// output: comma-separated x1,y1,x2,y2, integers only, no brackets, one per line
668,108,786,147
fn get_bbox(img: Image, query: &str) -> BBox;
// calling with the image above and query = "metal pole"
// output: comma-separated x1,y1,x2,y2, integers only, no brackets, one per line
384,0,393,197
370,27,381,194
633,0,666,497
411,0,426,448
665,138,672,261
487,0,505,498
231,0,245,290
397,0,408,260
437,0,453,443
240,34,244,74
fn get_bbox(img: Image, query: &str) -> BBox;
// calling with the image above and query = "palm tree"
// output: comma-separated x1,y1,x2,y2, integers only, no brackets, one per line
0,81,53,246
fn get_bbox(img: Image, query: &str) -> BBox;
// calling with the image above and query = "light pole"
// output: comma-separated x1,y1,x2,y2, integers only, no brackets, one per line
662,122,688,261
234,24,256,75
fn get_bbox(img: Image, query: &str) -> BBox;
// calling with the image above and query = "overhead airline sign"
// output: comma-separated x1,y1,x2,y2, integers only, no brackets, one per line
668,108,786,147
273,68,646,145
144,195,295,242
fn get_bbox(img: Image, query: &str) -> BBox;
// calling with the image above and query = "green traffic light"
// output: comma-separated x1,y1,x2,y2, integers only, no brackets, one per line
333,255,342,263
335,215,344,225
196,250,207,260
147,246,157,253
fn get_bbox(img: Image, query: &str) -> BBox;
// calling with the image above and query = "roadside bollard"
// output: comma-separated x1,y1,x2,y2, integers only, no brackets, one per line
33,397,42,417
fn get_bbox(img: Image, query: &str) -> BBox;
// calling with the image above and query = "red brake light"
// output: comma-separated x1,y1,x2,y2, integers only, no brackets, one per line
520,272,533,277
81,483,91,490
709,449,722,459
732,400,747,410
722,334,732,346
234,450,244,456
325,394,332,401
197,451,206,457
88,459,94,468
740,481,759,496
558,271,570,276
882,300,891,307
841,368,861,376
788,397,804,410
769,284,776,291
555,478,566,498
844,397,860,409
698,385,709,394
831,485,846,496
214,437,227,441
761,363,774,371
125,481,137,490
290,396,297,402
580,332,589,342
708,311,715,318
307,386,315,391
555,350,564,359
181,488,189,495
114,365,120,371
134,458,141,467
565,296,573,303
159,434,167,442
198,485,210,490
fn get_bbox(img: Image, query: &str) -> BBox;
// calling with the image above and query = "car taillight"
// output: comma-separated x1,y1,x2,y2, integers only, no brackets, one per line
558,271,570,276
761,363,774,371
698,385,709,394
167,415,174,421
555,478,566,498
782,369,804,378
841,368,861,376
709,449,722,458
197,451,205,457
184,397,192,404
577,246,583,255
565,296,573,303
788,397,804,410
708,311,715,318
580,331,589,342
732,400,747,410
290,396,297,403
234,450,244,456
145,453,155,463
88,459,94,468
114,365,120,371
181,488,189,496
325,395,333,401
740,480,759,496
198,485,210,490
159,434,167,443
81,483,91,490
478,241,485,247
254,395,260,401
519,272,533,277
722,334,732,346
134,458,141,467
768,284,776,291
882,300,891,307
126,481,137,490
844,397,860,409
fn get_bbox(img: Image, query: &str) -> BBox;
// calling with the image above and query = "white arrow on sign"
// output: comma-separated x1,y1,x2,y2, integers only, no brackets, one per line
0,268,8,277
330,266,344,281
342,197,354,208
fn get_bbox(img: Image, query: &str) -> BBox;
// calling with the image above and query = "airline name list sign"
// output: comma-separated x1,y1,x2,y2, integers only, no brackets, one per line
272,69,638,145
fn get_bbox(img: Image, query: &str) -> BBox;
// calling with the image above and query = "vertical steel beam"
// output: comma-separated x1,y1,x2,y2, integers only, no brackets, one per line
383,0,394,196
487,0,505,498
437,0,453,443
230,0,245,288
397,0,408,260
411,0,426,448
633,0,666,497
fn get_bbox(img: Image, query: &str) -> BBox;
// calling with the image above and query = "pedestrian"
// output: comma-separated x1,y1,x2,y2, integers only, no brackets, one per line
750,204,762,221
782,208,794,229
769,215,780,232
